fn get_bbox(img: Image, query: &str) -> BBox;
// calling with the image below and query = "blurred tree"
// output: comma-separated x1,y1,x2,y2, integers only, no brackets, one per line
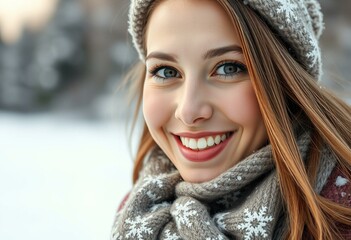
0,0,86,111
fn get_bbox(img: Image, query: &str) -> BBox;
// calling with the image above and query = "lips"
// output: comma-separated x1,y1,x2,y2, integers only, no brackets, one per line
173,131,234,162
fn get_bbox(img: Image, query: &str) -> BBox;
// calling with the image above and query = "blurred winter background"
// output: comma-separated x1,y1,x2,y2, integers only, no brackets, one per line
0,0,349,239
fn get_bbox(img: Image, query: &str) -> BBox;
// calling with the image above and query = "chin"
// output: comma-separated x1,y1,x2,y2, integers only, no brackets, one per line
180,169,221,183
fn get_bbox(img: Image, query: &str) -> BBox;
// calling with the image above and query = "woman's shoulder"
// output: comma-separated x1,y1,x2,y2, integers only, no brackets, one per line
320,165,350,207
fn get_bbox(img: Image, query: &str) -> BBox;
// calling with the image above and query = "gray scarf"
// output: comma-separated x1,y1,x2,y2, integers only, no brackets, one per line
111,131,335,240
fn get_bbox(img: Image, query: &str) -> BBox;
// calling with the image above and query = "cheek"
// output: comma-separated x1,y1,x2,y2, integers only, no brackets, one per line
142,86,173,132
223,83,263,124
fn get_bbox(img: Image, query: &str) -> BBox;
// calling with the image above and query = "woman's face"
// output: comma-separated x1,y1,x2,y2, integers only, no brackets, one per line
143,0,268,183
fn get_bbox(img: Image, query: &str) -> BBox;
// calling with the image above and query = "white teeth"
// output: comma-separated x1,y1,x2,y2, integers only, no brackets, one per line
207,136,214,147
184,138,189,147
180,133,231,150
221,134,226,141
197,138,207,150
188,139,197,150
214,135,221,144
181,137,189,147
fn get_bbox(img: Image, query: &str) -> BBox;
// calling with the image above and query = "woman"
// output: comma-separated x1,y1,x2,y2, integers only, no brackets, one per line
112,0,351,239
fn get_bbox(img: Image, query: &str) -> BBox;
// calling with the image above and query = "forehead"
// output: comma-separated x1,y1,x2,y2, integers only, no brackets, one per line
145,0,241,57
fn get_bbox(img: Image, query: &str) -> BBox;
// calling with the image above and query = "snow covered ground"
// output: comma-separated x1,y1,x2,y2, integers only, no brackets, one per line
0,112,133,240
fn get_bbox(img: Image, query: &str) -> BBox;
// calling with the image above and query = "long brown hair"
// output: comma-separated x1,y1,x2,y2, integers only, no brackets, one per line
124,0,351,239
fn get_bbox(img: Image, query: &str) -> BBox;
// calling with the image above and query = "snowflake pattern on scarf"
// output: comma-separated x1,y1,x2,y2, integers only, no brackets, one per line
125,215,154,239
138,175,164,192
237,207,274,240
171,201,198,229
113,232,122,240
137,174,166,201
150,201,171,212
164,229,181,240
206,236,225,240
112,132,339,239
214,213,229,231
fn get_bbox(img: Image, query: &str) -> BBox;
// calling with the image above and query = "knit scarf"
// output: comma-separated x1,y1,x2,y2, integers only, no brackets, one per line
111,131,336,240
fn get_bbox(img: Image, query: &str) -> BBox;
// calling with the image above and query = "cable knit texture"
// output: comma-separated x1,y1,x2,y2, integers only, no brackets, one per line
111,131,338,240
128,0,324,79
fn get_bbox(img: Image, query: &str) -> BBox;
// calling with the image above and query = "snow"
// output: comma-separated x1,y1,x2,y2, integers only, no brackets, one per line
0,112,133,240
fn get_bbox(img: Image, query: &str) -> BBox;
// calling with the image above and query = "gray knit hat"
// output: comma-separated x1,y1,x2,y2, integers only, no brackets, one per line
128,0,324,79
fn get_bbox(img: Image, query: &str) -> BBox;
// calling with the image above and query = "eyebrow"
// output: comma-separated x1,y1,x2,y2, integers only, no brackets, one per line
203,45,243,59
145,45,243,62
145,52,177,62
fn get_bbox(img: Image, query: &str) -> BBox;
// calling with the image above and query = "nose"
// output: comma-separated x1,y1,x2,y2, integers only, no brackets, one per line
174,82,213,126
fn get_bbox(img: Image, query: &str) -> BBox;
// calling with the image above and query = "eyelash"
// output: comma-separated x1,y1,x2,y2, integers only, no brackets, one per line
148,64,179,82
212,60,247,79
148,61,247,82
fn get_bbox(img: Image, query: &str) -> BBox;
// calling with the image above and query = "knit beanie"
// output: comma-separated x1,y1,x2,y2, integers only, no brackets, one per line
128,0,324,79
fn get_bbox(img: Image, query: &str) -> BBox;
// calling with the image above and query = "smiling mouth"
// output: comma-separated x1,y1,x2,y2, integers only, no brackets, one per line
178,132,234,151
174,131,235,162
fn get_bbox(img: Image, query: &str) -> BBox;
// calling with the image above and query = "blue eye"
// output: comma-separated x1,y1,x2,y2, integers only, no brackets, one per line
152,66,180,79
214,62,247,76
